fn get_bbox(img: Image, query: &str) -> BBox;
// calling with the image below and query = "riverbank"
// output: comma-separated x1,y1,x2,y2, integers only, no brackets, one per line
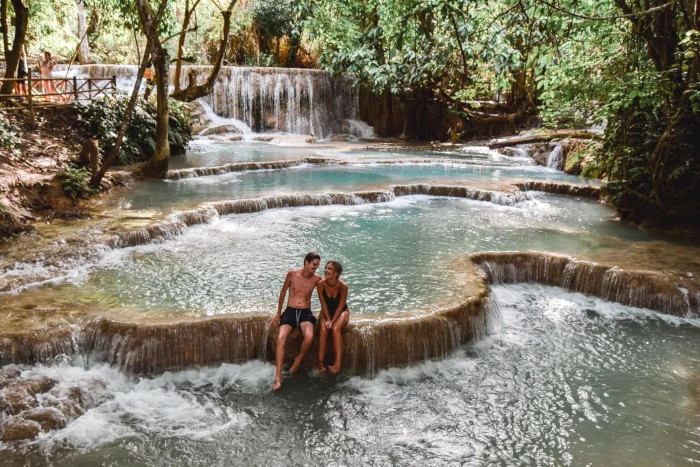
0,107,122,239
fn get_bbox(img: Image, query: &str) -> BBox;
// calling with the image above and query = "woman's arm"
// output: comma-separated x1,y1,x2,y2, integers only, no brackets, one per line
317,282,330,321
331,282,348,324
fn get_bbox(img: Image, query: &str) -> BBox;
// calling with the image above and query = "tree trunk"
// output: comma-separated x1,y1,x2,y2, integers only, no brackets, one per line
132,0,172,179
174,0,200,92
170,0,237,102
136,46,170,178
1,0,9,57
1,0,27,96
75,0,91,64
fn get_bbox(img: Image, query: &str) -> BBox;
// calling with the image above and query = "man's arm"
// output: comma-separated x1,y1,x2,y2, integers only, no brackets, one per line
275,271,292,324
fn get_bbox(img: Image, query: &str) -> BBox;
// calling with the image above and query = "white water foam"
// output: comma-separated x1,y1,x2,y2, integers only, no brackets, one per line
18,361,274,450
197,99,254,137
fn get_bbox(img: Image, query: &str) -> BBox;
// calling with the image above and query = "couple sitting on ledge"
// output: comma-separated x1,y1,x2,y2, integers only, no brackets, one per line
273,252,350,390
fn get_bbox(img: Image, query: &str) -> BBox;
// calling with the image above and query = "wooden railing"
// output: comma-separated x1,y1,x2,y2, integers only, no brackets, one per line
0,75,117,120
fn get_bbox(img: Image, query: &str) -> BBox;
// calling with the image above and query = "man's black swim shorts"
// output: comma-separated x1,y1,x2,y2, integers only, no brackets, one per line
280,306,316,329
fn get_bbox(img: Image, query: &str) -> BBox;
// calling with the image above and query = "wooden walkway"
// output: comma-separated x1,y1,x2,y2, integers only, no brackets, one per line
0,75,117,121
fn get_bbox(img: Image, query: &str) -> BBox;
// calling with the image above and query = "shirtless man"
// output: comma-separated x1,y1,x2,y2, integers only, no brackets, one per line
272,252,322,390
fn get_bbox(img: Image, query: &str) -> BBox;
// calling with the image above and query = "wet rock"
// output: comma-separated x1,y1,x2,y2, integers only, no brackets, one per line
23,407,67,431
200,124,243,136
66,380,110,412
253,136,273,142
326,134,351,142
0,387,35,414
24,376,57,395
529,143,552,166
1,419,41,441
0,366,21,389
227,135,242,141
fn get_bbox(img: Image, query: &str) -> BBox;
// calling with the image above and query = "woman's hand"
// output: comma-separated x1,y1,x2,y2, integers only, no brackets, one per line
326,320,332,329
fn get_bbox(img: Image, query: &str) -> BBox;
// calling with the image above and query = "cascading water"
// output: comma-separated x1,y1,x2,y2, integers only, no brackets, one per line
546,143,564,170
62,65,367,138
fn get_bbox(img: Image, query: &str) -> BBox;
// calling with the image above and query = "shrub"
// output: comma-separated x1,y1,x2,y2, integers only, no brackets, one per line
76,95,193,166
0,111,22,149
58,166,98,201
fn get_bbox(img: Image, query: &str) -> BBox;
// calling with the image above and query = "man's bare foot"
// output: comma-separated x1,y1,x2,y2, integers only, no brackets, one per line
272,378,282,390
289,359,302,374
328,363,341,374
318,362,326,374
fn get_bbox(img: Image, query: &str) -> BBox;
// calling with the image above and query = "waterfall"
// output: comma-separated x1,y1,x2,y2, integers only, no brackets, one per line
470,251,700,317
546,144,564,170
62,64,368,138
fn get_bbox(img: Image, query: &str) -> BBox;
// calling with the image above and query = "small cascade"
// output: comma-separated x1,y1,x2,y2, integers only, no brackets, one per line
195,100,253,136
82,316,270,374
392,184,531,206
516,181,601,199
110,185,528,250
471,251,700,317
546,144,564,170
330,119,377,140
499,146,532,161
165,158,326,180
0,327,79,365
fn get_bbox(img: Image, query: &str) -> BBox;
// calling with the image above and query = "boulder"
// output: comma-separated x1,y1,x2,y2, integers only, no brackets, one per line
0,367,21,389
23,407,67,431
1,419,41,441
0,387,35,415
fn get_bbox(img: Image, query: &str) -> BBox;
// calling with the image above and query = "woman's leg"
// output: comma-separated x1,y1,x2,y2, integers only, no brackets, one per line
329,311,349,374
318,318,328,372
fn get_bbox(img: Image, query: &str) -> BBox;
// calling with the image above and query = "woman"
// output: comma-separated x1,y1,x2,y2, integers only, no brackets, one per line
38,51,57,100
317,261,350,374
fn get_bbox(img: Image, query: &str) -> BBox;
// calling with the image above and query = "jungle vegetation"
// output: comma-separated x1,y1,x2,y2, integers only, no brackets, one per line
1,0,698,227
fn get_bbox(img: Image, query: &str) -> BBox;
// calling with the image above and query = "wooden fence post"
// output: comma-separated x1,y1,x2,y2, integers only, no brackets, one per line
27,75,34,124
112,75,117,93
73,76,79,101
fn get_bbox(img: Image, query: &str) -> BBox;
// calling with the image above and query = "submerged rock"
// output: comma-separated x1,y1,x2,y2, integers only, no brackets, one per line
23,407,67,431
0,387,35,414
1,419,41,441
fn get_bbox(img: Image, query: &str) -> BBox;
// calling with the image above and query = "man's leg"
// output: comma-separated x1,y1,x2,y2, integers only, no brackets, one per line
329,311,349,374
273,324,292,390
318,319,328,373
290,321,314,374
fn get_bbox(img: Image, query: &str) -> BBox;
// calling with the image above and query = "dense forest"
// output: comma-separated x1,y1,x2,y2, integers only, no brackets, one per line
1,0,699,229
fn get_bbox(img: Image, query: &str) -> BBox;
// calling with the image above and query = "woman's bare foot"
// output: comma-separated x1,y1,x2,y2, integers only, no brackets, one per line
318,362,326,374
289,359,302,374
328,363,341,374
272,378,282,390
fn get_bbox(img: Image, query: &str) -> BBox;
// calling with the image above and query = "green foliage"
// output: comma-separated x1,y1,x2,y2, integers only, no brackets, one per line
58,166,98,201
0,112,22,149
27,0,79,57
252,0,295,40
76,95,193,166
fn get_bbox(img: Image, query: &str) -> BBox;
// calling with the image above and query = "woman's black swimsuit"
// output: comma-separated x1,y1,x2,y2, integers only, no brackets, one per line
322,286,349,319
